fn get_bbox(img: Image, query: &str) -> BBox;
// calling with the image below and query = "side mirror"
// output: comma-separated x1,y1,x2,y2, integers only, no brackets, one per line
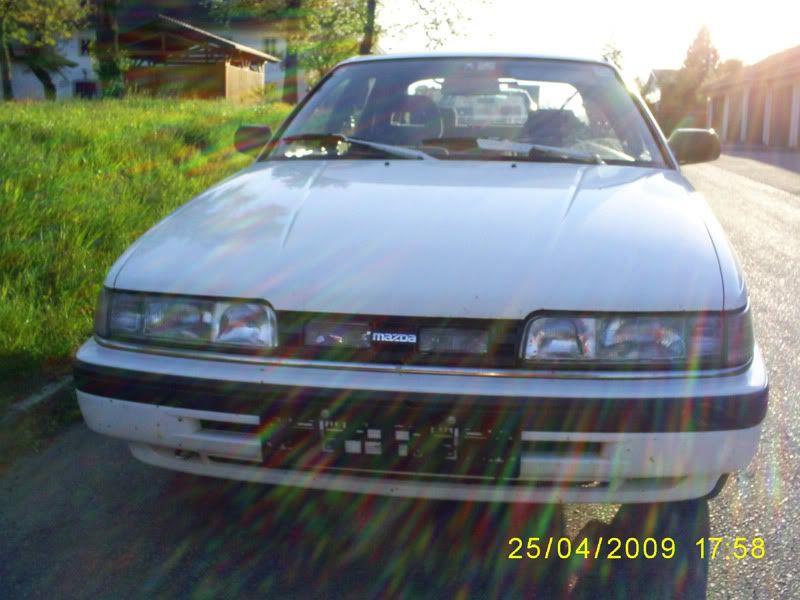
668,128,721,165
235,125,272,156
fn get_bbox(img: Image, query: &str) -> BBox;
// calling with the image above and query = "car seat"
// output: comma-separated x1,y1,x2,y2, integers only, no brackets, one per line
520,109,585,147
366,95,444,146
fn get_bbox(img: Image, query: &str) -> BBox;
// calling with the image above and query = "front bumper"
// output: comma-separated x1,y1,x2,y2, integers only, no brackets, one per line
74,337,768,503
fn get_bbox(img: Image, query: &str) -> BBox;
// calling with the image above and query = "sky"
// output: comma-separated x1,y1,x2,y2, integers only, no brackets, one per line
379,0,800,80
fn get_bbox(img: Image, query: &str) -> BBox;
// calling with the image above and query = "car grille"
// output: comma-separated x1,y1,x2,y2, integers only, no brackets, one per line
273,312,523,368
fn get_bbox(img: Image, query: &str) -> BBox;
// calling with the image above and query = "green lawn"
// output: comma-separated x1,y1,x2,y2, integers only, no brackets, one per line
0,98,292,411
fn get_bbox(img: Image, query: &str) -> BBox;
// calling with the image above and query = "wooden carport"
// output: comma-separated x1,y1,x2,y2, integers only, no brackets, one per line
120,15,279,102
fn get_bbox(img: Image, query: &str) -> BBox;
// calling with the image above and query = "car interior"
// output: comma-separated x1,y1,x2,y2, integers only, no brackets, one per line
277,59,657,164
345,76,594,152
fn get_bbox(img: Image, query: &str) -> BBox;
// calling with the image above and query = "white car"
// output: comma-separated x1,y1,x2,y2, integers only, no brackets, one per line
75,53,768,504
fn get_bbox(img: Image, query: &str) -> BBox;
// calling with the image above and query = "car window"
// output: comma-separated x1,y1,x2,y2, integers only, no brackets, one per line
439,91,530,126
294,75,376,135
269,58,667,167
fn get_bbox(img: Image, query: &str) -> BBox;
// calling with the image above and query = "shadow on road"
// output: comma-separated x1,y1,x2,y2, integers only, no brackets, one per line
0,430,711,599
137,474,711,598
722,146,800,174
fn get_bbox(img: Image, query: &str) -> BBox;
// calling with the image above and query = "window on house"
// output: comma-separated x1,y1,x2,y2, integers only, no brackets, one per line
263,38,282,60
79,39,92,56
74,81,98,98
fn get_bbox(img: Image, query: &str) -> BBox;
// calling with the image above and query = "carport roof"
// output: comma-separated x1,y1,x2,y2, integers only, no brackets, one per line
119,14,279,65
702,45,800,93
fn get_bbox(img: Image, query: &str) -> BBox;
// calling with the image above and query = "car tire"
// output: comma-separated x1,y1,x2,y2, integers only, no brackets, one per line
701,474,730,501
572,500,710,599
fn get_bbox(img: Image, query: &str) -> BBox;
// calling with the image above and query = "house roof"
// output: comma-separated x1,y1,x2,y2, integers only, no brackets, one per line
702,45,800,93
118,14,279,64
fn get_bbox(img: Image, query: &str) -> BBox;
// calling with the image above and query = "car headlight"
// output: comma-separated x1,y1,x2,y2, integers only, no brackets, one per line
520,307,753,368
95,290,278,350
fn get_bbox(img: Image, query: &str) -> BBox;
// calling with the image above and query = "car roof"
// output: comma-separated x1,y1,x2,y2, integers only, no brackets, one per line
338,52,614,69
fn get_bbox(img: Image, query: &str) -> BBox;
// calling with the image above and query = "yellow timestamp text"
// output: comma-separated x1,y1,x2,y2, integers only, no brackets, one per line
507,537,676,560
695,537,765,560
507,536,766,560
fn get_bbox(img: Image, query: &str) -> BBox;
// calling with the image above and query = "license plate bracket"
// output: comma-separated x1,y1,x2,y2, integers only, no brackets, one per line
260,405,521,480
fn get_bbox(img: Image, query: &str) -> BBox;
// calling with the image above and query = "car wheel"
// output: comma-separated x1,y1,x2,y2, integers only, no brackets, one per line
701,474,730,501
571,500,710,599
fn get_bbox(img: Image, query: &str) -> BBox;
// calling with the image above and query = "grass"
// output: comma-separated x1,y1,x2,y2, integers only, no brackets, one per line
0,98,293,416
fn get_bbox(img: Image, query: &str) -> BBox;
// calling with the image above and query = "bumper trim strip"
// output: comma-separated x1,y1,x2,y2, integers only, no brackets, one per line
74,361,768,433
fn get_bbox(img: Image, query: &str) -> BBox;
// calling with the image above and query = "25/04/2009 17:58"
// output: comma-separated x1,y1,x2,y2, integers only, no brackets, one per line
507,537,765,560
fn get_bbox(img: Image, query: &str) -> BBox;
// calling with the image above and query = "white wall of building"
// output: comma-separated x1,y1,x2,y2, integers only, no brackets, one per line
762,89,772,146
740,88,749,143
790,82,800,148
10,31,96,100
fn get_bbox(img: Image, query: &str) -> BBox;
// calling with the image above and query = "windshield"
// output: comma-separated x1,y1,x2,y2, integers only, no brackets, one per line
264,57,667,167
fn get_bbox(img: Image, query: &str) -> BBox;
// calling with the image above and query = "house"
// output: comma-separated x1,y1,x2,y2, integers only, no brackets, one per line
702,45,800,149
119,15,278,102
8,31,98,100
8,1,305,100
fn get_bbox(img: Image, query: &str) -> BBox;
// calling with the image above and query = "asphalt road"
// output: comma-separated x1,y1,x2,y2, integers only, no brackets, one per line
682,156,800,599
1,155,798,599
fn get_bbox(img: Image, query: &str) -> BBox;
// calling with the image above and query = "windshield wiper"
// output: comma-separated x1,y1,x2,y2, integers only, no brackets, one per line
522,143,605,165
420,137,605,165
476,138,605,165
278,133,435,160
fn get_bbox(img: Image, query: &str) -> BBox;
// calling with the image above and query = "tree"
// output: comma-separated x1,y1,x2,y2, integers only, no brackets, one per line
353,1,470,56
717,58,743,80
408,0,470,49
299,0,366,85
681,25,719,97
94,0,127,96
280,0,303,104
645,26,725,134
0,0,89,100
602,41,624,70
206,0,468,103
358,0,376,55
670,26,720,129
12,45,78,100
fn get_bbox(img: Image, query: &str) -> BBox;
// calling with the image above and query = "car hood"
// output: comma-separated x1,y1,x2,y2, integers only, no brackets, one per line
110,160,723,318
